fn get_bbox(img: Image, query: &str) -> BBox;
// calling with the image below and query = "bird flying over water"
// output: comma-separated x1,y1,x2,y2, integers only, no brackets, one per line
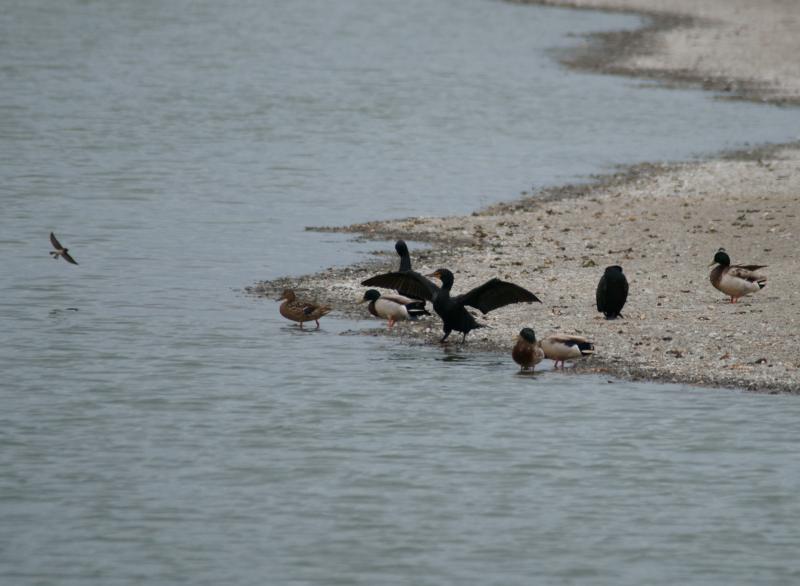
512,327,544,371
362,267,540,343
49,232,78,265
596,265,628,319
709,248,767,303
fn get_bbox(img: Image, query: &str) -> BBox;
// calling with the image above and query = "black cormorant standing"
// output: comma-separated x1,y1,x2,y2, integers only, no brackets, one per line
596,265,628,319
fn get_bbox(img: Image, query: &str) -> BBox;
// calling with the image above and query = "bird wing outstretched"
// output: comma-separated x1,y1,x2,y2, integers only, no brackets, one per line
455,278,541,314
361,271,438,302
62,250,79,265
50,232,79,264
50,232,62,250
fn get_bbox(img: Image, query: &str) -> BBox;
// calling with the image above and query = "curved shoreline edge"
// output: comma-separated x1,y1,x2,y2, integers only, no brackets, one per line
521,0,800,107
251,1,800,394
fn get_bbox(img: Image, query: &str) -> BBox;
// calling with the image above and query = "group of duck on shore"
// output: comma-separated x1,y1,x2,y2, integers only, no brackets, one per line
46,229,768,371
276,240,768,372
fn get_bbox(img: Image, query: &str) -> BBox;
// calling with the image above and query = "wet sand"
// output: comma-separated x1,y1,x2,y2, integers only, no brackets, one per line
251,0,800,393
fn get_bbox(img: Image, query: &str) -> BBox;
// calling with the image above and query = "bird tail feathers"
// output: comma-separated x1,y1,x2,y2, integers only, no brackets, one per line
407,308,430,320
406,301,430,320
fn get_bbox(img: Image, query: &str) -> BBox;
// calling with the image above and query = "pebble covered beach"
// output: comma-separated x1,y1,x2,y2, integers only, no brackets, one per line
252,0,800,393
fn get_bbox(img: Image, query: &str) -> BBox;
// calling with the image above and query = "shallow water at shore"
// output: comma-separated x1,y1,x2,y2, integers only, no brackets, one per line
3,0,800,583
6,313,800,584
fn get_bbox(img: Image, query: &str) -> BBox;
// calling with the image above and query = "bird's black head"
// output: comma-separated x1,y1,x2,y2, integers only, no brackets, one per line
605,265,624,274
395,240,409,257
519,327,537,343
428,268,454,289
362,289,381,302
712,249,731,266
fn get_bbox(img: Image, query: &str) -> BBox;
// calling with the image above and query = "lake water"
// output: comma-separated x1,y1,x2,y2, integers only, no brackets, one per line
2,0,800,584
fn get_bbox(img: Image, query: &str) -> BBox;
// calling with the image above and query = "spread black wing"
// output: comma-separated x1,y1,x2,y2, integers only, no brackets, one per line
361,271,439,302
50,232,62,250
455,278,541,314
62,250,79,265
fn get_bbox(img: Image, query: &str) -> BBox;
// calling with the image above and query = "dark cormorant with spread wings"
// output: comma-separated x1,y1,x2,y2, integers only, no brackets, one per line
362,267,540,343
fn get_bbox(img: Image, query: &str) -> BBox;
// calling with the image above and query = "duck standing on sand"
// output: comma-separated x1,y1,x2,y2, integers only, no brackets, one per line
276,289,331,329
362,267,540,343
361,289,429,329
596,265,628,319
540,334,595,369
512,328,544,371
709,248,767,303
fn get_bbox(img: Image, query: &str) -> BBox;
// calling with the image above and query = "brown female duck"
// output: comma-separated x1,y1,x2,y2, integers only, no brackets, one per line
276,289,331,329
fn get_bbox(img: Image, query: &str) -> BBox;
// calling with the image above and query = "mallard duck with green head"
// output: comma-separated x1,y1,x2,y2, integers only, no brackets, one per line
512,327,544,371
361,289,429,329
709,248,767,303
540,334,595,369
276,289,331,328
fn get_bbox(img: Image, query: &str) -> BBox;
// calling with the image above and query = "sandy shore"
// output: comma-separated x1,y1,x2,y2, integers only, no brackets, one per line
523,0,800,105
250,0,800,393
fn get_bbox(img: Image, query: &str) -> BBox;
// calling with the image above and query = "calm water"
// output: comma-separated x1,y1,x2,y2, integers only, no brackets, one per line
2,0,800,584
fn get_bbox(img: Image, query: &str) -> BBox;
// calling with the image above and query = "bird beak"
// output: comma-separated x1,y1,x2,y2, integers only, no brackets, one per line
708,261,717,267
358,299,368,304
426,271,440,279
275,295,285,301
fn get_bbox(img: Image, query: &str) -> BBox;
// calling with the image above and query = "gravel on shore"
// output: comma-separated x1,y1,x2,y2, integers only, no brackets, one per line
250,1,800,393
520,0,800,106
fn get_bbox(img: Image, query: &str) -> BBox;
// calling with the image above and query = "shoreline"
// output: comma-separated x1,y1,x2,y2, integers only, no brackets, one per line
250,0,800,393
521,0,800,106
